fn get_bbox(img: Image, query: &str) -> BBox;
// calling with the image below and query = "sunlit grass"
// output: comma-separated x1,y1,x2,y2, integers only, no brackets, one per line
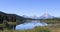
0,26,50,32
7,22,17,25
0,24,5,27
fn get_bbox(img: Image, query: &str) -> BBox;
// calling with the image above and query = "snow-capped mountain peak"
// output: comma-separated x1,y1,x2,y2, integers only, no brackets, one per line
40,13,54,19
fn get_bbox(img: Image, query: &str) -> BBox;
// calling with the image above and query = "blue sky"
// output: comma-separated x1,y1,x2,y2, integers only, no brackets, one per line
0,0,60,17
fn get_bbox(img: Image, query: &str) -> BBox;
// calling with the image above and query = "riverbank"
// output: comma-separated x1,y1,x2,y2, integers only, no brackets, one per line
0,26,50,32
1,25,60,32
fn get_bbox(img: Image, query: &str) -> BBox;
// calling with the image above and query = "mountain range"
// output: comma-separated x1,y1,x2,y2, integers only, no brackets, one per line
22,13,55,19
40,13,55,19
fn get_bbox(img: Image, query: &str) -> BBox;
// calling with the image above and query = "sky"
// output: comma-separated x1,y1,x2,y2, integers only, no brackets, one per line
0,0,60,17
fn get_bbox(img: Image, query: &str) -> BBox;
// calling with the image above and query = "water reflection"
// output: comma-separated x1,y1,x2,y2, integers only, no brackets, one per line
16,20,47,30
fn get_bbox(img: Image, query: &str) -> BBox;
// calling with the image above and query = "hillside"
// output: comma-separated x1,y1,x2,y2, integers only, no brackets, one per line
0,11,28,30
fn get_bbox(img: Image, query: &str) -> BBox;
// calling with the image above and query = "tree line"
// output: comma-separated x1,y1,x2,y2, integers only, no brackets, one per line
0,11,27,30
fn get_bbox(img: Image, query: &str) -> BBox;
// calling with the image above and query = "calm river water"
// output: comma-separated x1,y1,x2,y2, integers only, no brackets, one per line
15,20,47,30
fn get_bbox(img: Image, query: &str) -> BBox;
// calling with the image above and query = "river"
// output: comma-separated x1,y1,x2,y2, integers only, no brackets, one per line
15,20,47,30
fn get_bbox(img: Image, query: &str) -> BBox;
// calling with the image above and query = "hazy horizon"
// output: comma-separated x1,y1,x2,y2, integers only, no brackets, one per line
0,0,60,17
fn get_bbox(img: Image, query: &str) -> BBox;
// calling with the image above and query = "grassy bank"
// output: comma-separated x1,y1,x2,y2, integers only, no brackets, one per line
0,26,50,32
1,24,60,32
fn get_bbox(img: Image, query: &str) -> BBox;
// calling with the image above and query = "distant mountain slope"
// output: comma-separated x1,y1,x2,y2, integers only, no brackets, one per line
40,13,55,19
22,13,55,19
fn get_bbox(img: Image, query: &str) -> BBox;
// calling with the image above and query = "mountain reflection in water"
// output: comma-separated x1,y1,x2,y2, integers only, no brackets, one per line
16,20,47,30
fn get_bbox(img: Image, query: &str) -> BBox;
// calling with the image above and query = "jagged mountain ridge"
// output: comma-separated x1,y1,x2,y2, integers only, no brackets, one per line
22,13,55,19
40,13,55,19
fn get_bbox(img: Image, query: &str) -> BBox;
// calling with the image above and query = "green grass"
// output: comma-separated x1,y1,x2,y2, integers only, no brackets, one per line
0,26,50,32
7,22,17,25
0,25,60,32
0,24,5,27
